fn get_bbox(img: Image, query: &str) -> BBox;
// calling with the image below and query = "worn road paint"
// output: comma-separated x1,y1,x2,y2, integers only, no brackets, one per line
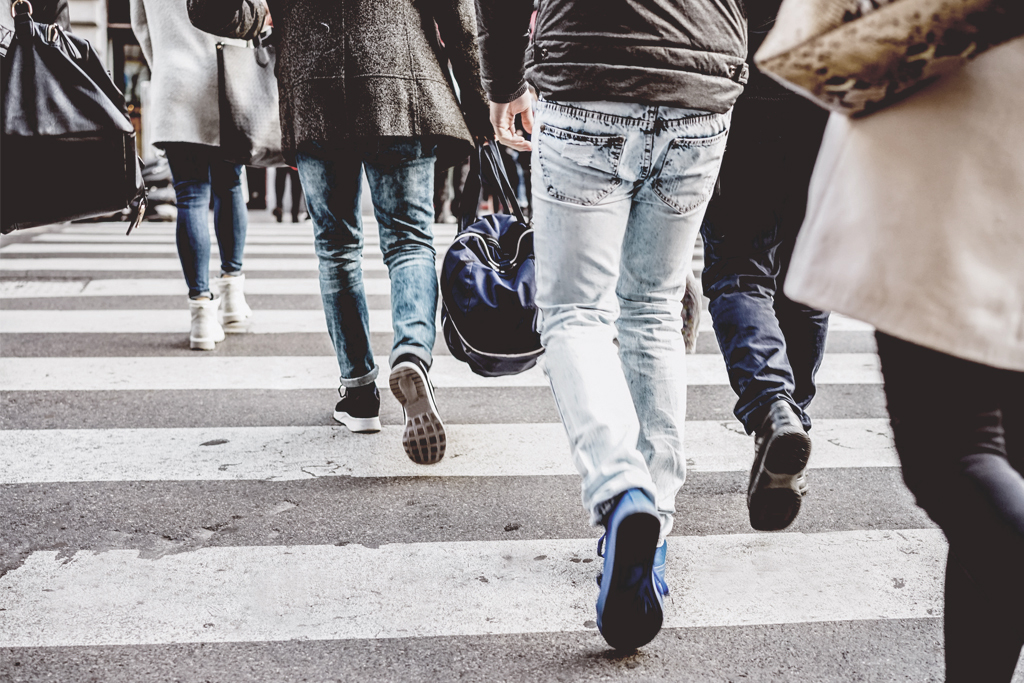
0,419,897,483
0,529,944,647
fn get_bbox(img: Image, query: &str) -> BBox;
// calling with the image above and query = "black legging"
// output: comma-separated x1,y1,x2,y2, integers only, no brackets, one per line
876,332,1024,682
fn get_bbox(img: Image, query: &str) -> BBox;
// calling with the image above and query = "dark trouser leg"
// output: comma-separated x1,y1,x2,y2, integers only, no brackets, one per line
700,96,829,433
275,167,288,211
450,156,471,218
289,168,303,221
877,333,1024,682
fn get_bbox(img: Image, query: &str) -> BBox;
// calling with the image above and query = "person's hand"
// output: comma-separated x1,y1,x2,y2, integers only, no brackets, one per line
490,91,534,152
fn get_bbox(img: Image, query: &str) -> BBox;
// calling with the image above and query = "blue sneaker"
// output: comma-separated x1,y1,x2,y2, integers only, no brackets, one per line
653,540,669,598
595,489,663,650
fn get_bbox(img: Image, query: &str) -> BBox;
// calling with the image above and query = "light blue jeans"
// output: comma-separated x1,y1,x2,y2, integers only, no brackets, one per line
295,139,438,388
532,100,731,540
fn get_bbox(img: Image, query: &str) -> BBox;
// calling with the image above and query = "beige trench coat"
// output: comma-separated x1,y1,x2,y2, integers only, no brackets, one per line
784,37,1024,372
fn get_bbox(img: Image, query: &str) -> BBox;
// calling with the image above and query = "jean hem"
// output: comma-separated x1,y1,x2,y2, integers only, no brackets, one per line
741,394,806,434
340,365,379,389
390,345,432,371
585,474,658,528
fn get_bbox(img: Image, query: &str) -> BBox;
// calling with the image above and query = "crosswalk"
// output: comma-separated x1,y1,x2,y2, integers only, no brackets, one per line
1,216,1019,680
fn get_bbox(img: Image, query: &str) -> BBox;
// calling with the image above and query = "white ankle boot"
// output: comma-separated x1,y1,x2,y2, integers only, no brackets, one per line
189,296,225,350
217,273,252,332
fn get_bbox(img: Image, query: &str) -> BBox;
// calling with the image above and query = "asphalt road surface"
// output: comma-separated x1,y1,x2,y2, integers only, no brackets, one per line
2,214,1021,682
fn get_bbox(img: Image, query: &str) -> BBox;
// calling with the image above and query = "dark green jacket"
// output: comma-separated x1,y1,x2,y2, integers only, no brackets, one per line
187,0,490,166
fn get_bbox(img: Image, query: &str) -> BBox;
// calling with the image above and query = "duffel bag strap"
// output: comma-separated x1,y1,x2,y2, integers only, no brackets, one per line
458,143,527,232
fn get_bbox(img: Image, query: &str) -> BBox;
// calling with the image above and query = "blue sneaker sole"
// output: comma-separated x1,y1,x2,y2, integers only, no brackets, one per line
597,510,662,651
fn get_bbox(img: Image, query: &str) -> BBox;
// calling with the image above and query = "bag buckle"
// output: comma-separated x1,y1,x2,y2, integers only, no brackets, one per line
11,0,32,17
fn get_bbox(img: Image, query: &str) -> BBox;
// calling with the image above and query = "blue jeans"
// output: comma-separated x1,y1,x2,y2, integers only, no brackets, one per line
164,143,248,299
699,96,830,433
532,100,730,539
295,139,438,388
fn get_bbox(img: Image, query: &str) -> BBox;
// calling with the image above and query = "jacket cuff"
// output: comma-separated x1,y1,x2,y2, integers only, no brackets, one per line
488,81,529,104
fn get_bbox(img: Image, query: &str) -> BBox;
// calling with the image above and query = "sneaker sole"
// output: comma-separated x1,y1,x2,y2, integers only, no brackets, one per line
389,362,446,464
333,412,382,434
190,338,217,351
221,319,252,333
598,512,663,651
748,429,811,532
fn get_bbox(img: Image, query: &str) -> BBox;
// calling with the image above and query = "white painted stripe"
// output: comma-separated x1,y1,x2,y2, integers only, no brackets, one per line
11,234,462,249
3,243,326,255
0,354,882,391
0,419,896,484
0,309,378,334
0,305,874,336
0,529,944,646
29,231,458,244
0,258,431,273
0,278,392,298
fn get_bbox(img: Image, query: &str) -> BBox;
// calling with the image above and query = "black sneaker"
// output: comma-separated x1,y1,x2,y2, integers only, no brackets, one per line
333,384,382,433
389,354,446,464
748,400,811,531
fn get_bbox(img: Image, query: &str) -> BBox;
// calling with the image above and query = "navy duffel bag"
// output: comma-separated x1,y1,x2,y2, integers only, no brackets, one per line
440,144,543,377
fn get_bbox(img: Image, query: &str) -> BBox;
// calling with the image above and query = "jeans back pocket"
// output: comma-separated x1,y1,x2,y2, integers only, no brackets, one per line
652,129,728,215
536,123,625,206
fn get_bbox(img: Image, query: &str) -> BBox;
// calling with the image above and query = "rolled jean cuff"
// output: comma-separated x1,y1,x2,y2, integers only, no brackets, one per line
340,365,379,389
586,473,658,528
390,344,432,371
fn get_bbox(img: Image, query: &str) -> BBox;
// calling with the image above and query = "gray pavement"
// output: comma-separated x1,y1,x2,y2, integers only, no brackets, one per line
0,213,999,682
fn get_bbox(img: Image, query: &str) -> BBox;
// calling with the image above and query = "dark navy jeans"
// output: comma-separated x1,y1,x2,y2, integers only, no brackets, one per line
164,143,248,299
700,95,830,434
295,139,438,389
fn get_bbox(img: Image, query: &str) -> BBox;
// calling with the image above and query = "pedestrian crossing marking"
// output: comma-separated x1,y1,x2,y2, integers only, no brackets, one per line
1,220,970,679
0,529,945,647
0,257,416,274
0,419,897,483
0,278,391,297
0,353,884,391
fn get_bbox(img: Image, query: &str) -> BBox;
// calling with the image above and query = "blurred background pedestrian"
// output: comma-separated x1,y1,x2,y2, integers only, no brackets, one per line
272,166,305,223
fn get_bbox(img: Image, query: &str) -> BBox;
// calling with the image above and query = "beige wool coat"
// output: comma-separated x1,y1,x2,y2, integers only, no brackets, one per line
784,37,1024,372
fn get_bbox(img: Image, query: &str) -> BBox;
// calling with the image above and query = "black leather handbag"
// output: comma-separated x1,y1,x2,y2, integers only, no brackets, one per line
440,144,543,377
217,31,285,168
1,0,146,234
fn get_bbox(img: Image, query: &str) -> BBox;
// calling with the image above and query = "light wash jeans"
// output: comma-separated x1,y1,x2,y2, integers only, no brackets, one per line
532,100,731,540
295,139,438,388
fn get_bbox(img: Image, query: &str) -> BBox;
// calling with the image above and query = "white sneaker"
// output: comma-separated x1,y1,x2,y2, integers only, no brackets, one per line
217,273,252,332
189,296,225,350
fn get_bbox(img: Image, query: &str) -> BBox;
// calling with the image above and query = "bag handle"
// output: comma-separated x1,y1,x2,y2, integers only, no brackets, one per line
459,143,527,231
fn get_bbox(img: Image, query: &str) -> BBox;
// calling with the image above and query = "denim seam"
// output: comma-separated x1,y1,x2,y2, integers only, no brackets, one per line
538,101,658,130
658,111,728,130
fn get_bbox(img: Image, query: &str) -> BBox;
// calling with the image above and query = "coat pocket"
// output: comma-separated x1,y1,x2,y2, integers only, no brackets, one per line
652,129,728,215
536,124,625,206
